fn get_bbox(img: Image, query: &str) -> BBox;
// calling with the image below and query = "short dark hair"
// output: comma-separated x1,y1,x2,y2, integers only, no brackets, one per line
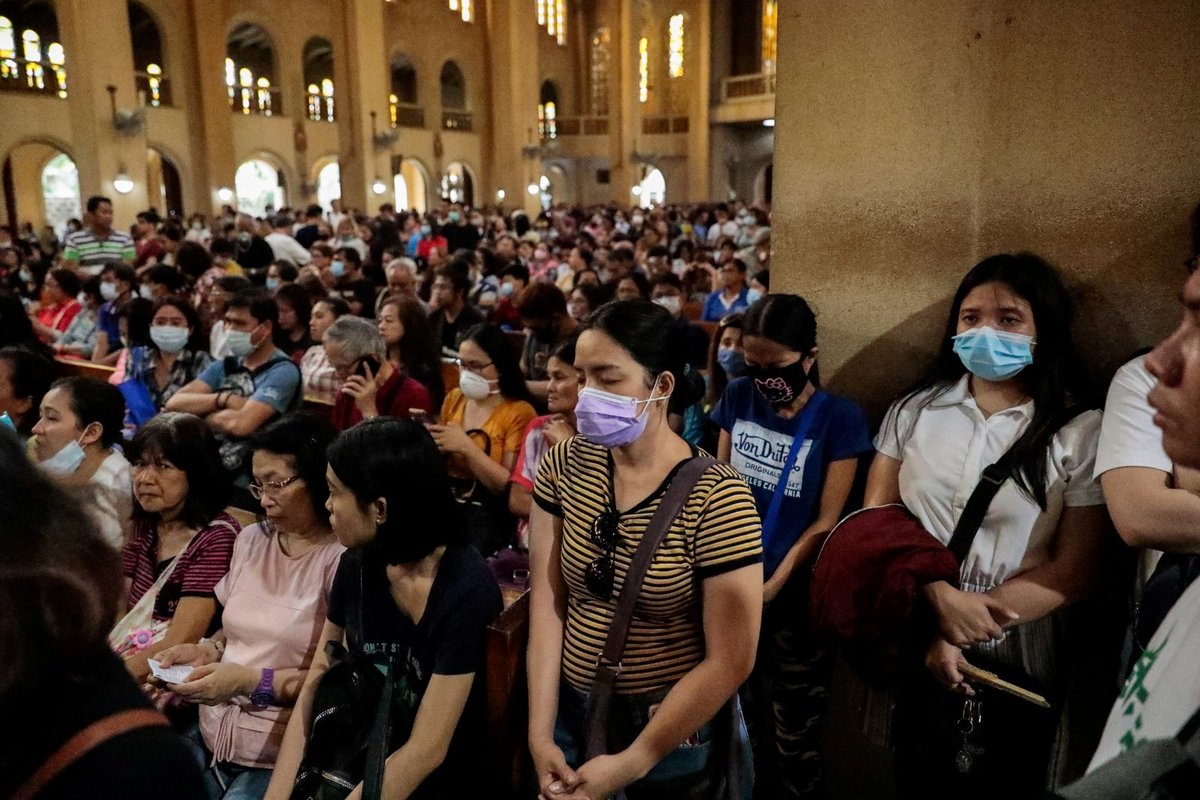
127,413,231,528
608,248,635,265
574,247,595,267
145,264,187,293
215,275,252,294
334,247,362,269
0,346,55,436
516,282,567,319
210,237,236,258
649,273,683,292
647,245,670,260
272,260,299,282
434,265,471,297
327,418,465,564
48,268,81,298
176,241,214,280
85,196,111,214
248,412,339,525
48,377,125,449
228,290,279,328
305,204,323,218
158,223,184,243
102,264,137,287
751,269,770,290
501,262,530,283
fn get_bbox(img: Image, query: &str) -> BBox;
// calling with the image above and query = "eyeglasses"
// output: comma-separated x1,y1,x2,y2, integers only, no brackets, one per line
455,358,494,374
585,510,621,600
249,474,303,500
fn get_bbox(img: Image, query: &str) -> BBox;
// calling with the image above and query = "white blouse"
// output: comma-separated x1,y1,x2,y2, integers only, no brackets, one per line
875,375,1104,593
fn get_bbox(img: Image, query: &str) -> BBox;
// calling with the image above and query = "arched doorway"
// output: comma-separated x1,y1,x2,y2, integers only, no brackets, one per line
235,158,285,217
394,158,428,213
636,166,665,208
314,160,340,213
2,142,80,235
146,147,182,217
440,161,474,206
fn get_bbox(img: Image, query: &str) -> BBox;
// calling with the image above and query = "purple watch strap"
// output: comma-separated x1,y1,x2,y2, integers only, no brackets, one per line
250,667,275,708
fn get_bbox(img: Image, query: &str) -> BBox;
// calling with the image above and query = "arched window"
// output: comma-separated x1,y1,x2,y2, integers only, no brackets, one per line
440,162,474,205
316,160,341,212
536,0,567,45
538,81,558,141
389,54,421,128
303,37,334,122
235,158,285,217
0,2,64,97
41,152,81,234
589,27,609,115
637,36,649,104
668,13,685,78
447,0,472,22
762,0,778,74
128,2,168,106
226,23,279,116
439,61,466,110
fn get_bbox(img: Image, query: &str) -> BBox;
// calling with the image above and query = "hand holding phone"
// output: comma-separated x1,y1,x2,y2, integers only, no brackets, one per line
409,408,431,426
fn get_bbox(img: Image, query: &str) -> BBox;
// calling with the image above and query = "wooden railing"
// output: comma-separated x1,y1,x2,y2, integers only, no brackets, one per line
557,115,610,136
392,102,425,128
229,85,283,117
442,109,473,132
641,115,689,135
722,71,776,101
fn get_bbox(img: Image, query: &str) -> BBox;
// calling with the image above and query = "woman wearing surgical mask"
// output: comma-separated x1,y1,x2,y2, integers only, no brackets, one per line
31,376,133,549
428,323,537,557
711,295,872,798
864,253,1109,796
114,298,212,414
527,299,763,800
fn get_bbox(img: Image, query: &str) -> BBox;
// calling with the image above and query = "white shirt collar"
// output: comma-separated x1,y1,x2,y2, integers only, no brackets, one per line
927,374,1035,420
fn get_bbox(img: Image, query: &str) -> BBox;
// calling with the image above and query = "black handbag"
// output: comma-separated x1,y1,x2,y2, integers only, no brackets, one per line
449,428,518,558
290,553,413,800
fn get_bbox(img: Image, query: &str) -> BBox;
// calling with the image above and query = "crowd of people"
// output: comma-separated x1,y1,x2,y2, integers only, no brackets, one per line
1,194,1198,800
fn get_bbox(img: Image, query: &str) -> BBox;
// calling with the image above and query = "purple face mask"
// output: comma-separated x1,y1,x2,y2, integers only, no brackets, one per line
575,386,667,448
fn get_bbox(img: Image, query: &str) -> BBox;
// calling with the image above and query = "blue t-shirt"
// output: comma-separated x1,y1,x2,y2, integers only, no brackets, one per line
701,286,750,322
196,350,301,414
711,378,873,578
97,300,121,347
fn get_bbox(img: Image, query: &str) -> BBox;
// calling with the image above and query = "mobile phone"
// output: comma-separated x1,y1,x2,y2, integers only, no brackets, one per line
409,408,431,426
354,356,381,378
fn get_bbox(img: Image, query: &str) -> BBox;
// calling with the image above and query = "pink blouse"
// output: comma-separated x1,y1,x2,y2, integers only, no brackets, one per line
199,523,344,768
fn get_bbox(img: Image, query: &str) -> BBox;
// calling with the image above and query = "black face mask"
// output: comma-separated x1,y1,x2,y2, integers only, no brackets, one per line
746,359,810,407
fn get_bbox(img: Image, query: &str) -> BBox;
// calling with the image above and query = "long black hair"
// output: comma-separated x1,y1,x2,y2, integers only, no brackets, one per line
742,294,821,387
582,299,706,414
127,413,231,528
462,323,536,405
327,417,465,564
891,252,1092,509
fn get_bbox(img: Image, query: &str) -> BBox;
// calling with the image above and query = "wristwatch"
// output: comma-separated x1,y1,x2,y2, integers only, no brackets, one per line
249,668,276,709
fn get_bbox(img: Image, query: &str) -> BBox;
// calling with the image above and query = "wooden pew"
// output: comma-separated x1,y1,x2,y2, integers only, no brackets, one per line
302,393,334,421
441,357,460,397
683,301,704,321
54,356,116,381
487,589,531,796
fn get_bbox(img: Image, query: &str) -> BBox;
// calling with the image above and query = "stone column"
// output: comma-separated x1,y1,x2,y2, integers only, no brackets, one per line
185,0,237,215
338,0,389,213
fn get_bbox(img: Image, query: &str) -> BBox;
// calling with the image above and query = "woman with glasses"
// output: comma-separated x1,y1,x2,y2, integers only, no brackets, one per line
153,413,345,799
117,413,239,685
428,323,537,557
267,418,502,799
528,300,764,800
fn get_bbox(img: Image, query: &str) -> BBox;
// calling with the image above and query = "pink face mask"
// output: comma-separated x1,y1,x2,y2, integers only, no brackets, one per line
575,386,667,448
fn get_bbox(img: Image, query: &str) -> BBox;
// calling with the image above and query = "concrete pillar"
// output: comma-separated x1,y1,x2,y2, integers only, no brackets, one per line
485,0,542,214
337,0,389,214
56,0,149,225
186,0,237,216
609,0,638,205
685,0,711,201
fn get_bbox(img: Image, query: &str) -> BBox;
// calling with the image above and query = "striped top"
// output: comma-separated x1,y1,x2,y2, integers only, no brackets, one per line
121,513,240,622
534,437,763,693
63,227,136,276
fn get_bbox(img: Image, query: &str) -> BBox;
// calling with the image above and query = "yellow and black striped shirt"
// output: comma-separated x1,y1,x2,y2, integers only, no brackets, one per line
533,436,763,694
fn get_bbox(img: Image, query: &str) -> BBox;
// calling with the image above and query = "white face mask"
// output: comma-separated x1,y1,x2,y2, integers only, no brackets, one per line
459,370,498,401
150,325,189,354
653,295,682,317
42,431,88,475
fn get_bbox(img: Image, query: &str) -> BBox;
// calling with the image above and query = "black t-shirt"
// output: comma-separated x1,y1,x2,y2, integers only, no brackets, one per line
326,545,502,798
0,647,206,799
434,304,485,353
443,223,481,254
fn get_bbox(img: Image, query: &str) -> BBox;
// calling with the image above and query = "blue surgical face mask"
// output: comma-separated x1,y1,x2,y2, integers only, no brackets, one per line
717,348,747,377
330,260,345,278
746,288,763,306
499,281,515,299
420,225,431,235
266,277,280,291
41,431,88,475
150,325,189,354
18,267,32,283
226,327,259,358
952,326,1035,382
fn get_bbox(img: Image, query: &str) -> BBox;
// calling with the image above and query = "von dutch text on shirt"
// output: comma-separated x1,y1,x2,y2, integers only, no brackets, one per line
730,420,812,499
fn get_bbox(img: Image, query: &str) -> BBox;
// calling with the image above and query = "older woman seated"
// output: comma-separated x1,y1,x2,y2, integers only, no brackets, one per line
154,413,345,799
30,376,132,549
322,315,432,431
115,413,239,684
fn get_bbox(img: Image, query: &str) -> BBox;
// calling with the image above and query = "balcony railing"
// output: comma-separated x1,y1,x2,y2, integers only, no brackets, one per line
722,71,776,101
557,115,609,136
229,84,283,116
641,115,689,135
134,70,172,107
305,91,335,122
442,109,472,132
391,102,424,128
0,56,67,98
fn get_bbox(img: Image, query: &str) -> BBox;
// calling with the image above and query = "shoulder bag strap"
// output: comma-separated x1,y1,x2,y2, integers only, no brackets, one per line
362,653,397,800
761,392,829,540
583,456,718,762
11,709,167,800
947,405,1088,564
